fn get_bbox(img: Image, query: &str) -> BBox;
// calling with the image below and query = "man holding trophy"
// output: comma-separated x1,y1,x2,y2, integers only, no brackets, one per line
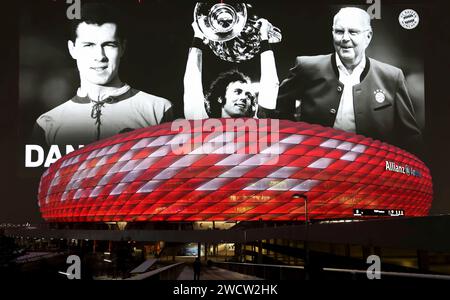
183,3,280,120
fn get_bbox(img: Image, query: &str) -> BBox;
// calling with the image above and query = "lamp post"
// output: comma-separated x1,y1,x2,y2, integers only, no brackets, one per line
292,193,309,280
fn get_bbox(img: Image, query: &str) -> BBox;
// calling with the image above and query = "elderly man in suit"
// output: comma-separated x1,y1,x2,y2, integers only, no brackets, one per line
274,7,422,152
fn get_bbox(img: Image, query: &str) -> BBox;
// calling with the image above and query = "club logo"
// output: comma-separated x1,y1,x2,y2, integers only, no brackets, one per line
399,9,419,30
374,89,385,103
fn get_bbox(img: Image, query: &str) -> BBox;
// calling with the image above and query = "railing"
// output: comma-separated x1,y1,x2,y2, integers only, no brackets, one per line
322,267,450,280
213,261,450,280
212,261,304,280
14,251,64,264
125,262,185,280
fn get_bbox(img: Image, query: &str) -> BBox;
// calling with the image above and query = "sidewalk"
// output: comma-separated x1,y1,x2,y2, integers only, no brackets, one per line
177,265,262,280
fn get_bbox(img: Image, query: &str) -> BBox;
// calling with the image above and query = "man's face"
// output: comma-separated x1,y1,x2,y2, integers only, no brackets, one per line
332,12,372,68
68,22,124,86
221,81,255,118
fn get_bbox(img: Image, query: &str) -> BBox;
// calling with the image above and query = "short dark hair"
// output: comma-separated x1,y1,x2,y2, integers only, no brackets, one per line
69,2,126,42
205,70,254,118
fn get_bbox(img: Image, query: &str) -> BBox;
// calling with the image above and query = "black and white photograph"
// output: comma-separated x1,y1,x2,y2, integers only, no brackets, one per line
20,0,425,151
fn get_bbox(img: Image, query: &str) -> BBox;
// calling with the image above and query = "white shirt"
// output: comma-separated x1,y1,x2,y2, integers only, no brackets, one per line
333,54,366,133
36,84,172,145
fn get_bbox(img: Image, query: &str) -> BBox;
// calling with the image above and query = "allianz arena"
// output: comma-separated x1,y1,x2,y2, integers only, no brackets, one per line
38,119,432,222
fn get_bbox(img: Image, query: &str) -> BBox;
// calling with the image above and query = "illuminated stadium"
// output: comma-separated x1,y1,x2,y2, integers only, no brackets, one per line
38,119,432,223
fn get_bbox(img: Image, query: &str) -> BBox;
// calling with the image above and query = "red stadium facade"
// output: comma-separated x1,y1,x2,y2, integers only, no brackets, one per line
38,119,432,222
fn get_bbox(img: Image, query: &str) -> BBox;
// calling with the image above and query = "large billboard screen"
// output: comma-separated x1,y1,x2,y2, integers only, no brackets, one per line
1,0,447,224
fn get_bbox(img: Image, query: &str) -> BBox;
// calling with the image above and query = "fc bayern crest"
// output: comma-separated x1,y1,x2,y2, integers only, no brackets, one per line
399,9,420,30
374,89,386,103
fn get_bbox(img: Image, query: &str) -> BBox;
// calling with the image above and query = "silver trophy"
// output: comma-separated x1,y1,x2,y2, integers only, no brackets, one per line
194,2,282,63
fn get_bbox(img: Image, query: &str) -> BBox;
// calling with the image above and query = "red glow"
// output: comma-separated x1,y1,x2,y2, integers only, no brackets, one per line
38,119,433,222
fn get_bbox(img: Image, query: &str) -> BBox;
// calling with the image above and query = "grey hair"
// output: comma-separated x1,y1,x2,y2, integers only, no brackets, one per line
333,7,372,31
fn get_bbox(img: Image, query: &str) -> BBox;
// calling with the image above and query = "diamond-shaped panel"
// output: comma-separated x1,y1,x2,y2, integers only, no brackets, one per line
38,119,433,222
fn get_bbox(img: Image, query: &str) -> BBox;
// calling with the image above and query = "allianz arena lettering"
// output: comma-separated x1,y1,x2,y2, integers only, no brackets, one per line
38,119,432,222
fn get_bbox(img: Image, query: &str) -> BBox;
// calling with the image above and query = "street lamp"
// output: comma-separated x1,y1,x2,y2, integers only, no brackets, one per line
292,193,308,224
292,193,309,279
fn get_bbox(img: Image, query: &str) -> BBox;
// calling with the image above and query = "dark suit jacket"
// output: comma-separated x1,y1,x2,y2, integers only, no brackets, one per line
269,53,422,152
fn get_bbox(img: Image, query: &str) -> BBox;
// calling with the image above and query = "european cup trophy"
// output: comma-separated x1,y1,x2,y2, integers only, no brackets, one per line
194,2,282,63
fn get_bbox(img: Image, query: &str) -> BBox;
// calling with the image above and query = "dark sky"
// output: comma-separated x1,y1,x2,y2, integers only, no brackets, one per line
1,0,450,223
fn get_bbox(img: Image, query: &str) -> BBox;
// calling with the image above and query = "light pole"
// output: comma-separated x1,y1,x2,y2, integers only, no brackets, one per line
292,193,309,279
